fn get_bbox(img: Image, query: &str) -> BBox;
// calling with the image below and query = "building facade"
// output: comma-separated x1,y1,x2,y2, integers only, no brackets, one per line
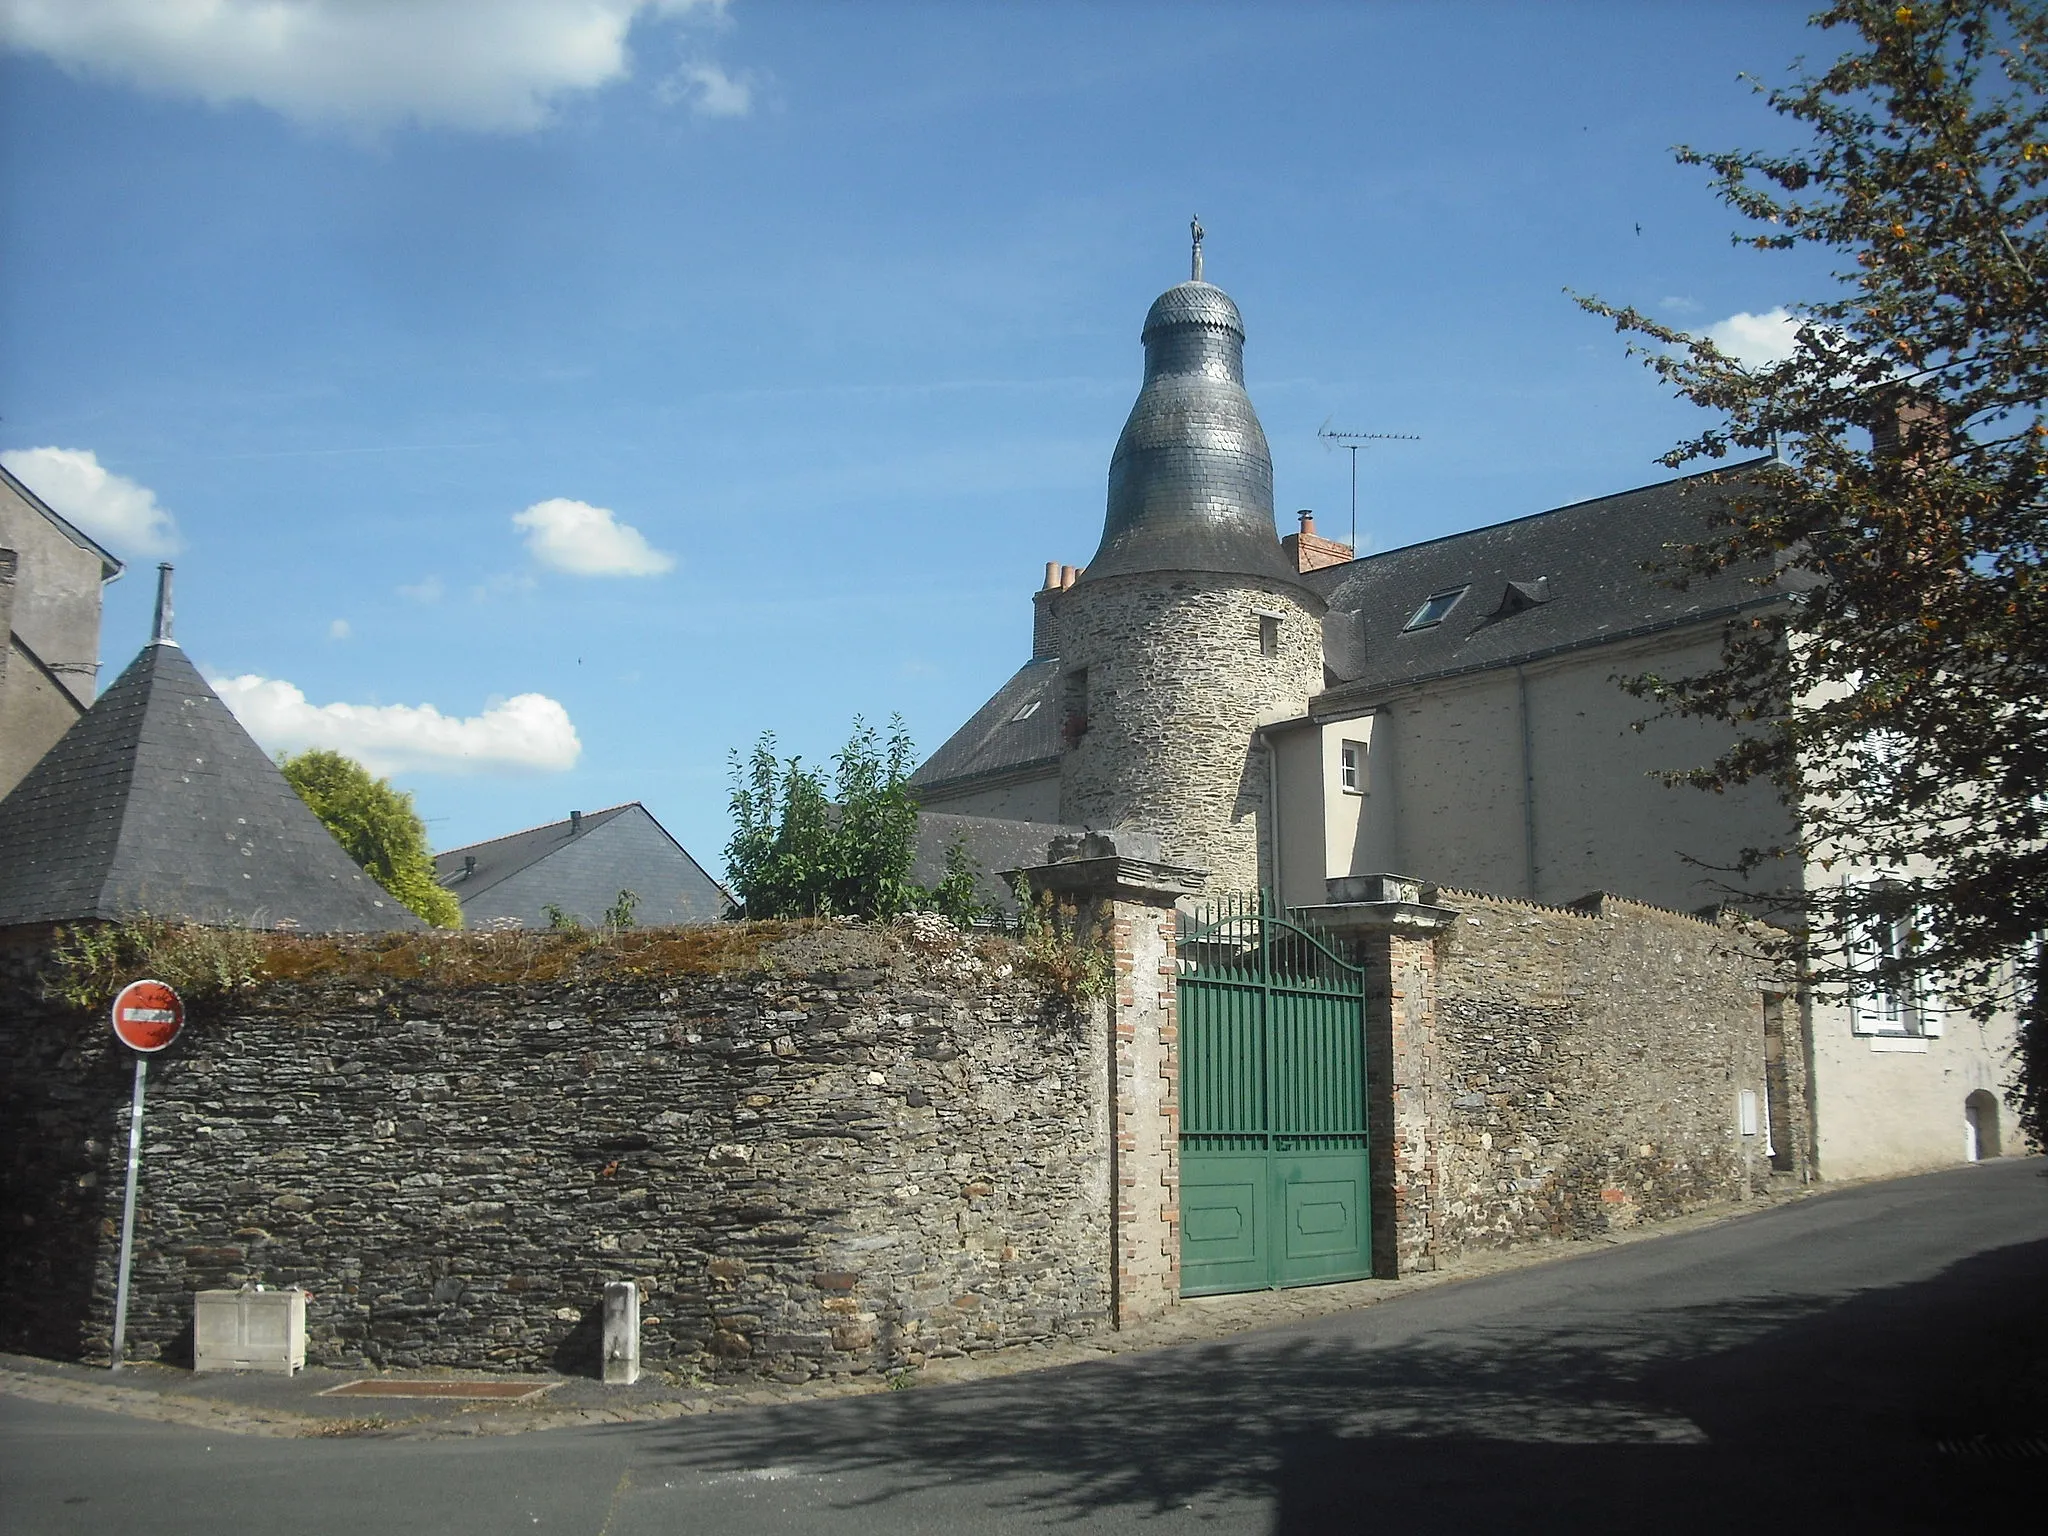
913,253,2023,1183
0,462,123,799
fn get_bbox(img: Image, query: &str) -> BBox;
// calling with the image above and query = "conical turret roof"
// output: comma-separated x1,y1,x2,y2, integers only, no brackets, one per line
0,640,423,931
1081,275,1305,588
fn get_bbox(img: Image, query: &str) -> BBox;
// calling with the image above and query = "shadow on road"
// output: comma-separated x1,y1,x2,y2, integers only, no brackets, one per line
640,1235,2047,1532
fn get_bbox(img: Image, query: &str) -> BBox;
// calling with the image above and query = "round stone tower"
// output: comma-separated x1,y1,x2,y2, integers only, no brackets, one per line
1055,244,1325,893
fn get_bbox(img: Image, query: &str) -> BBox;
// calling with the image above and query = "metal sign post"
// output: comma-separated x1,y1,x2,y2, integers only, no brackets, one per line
109,1056,148,1372
107,979,184,1373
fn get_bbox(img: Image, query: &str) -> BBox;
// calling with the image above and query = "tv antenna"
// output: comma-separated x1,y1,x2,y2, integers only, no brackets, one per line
1318,424,1421,550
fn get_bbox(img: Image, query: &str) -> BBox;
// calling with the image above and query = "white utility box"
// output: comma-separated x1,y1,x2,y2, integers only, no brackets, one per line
194,1286,307,1374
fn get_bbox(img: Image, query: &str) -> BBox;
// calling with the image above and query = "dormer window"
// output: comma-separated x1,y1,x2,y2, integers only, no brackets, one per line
1402,587,1468,632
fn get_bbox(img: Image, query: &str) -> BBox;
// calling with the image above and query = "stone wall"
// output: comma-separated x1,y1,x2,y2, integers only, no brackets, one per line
0,922,1111,1378
1415,889,1799,1260
1054,571,1323,893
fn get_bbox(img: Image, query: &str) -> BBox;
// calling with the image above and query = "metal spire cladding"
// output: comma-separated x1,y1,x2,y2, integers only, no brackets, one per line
1081,238,1302,588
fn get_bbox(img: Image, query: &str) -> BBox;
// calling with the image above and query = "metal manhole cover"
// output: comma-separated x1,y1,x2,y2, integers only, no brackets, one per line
320,1380,556,1402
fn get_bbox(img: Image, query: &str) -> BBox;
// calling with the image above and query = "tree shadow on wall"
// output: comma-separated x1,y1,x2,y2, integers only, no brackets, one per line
635,1235,2048,1533
0,1015,123,1361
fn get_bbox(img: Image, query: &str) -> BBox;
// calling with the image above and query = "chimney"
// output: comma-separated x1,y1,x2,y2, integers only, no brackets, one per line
463,855,477,878
152,564,177,646
569,810,582,834
1282,510,1355,574
1871,388,1950,472
1033,562,1082,659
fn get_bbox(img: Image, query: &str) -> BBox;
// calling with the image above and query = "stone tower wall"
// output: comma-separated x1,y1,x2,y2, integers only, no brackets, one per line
1055,572,1323,892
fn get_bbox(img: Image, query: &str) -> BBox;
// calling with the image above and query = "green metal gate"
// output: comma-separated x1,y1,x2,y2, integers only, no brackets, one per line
1177,892,1371,1295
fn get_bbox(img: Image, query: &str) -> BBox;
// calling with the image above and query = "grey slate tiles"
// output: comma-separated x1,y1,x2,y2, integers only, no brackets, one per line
0,640,422,931
435,802,728,929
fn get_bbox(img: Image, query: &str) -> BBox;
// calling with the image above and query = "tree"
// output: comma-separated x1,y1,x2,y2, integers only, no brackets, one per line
279,749,463,928
724,717,926,920
1578,0,2047,1139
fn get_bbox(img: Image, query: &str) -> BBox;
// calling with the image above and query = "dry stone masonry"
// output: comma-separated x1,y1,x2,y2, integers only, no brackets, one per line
0,922,1111,1378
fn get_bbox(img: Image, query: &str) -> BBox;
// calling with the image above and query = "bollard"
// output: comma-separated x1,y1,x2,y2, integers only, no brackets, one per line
601,1280,640,1385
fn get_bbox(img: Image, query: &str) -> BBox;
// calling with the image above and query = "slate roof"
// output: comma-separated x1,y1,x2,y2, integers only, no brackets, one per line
1307,459,1807,704
0,641,422,931
912,811,1083,912
909,656,1062,793
435,802,729,928
0,460,123,581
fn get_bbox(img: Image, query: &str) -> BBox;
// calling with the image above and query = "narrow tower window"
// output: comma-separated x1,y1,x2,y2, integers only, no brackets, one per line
1061,667,1089,747
1256,611,1282,657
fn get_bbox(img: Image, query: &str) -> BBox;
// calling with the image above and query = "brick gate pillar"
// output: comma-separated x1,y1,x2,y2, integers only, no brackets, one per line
1294,875,1460,1278
1014,831,1206,1327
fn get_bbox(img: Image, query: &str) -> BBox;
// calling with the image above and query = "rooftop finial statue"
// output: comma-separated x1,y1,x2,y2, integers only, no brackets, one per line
1190,214,1204,281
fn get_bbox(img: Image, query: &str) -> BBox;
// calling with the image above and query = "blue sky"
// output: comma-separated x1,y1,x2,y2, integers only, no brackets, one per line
0,0,1841,875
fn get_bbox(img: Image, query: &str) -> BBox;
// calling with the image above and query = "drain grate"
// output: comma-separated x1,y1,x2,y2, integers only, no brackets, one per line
320,1379,556,1402
1932,1434,2048,1461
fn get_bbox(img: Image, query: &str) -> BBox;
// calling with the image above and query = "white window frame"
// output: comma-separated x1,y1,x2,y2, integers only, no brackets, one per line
1339,740,1366,795
1847,907,1939,1038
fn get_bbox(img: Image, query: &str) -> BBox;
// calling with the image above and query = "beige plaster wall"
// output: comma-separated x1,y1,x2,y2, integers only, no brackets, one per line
0,477,108,713
1321,630,1800,915
1804,985,2022,1180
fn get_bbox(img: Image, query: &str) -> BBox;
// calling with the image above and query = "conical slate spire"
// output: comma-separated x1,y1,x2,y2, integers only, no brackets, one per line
1080,259,1302,587
0,640,423,931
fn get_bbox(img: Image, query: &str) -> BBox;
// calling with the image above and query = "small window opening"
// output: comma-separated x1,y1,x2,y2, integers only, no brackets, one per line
1060,667,1089,747
1257,612,1281,657
1339,741,1366,795
1011,699,1042,723
1403,587,1468,632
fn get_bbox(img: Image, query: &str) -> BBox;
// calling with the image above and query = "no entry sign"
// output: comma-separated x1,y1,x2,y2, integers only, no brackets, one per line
111,978,183,1053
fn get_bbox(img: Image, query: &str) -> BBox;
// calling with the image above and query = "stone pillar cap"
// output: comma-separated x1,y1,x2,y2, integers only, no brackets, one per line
1296,872,1459,936
1007,829,1207,905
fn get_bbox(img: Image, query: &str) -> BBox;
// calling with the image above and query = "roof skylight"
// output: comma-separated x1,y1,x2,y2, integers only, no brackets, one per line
1402,586,1469,632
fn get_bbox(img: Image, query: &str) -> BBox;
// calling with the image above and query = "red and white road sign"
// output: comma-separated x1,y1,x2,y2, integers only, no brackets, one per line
111,979,183,1053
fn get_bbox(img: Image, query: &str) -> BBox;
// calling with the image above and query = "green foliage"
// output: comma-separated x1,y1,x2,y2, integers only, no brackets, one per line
1006,880,1116,1003
46,917,264,1011
1577,2,2048,1113
279,749,462,928
927,837,996,929
542,902,580,932
724,718,925,921
603,889,641,931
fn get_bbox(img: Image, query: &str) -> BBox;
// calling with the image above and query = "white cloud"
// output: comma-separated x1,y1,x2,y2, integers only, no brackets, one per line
214,673,582,775
0,444,179,557
664,59,752,117
0,0,729,134
327,618,351,640
397,575,445,603
1703,307,1803,370
513,497,675,577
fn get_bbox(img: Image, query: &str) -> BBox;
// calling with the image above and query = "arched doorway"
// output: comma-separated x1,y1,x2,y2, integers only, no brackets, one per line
1964,1091,2001,1162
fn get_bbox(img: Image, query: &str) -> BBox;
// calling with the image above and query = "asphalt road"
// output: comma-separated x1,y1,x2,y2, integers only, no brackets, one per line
5,1159,2044,1535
